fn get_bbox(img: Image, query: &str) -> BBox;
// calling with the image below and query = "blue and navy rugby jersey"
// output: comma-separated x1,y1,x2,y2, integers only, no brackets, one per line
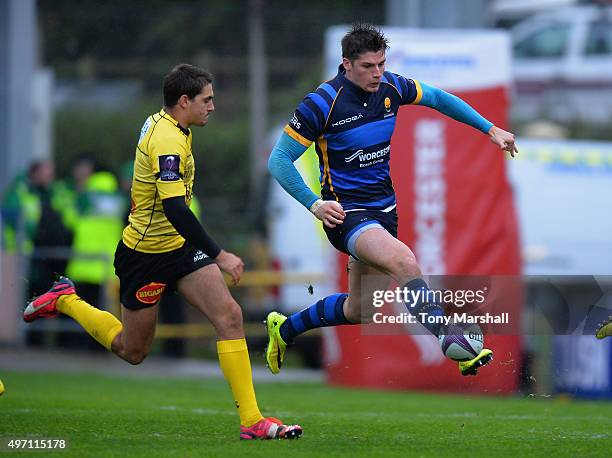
284,65,423,211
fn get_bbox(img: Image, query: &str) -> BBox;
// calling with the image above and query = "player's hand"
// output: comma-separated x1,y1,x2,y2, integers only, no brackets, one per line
215,250,244,285
310,200,345,228
488,125,519,158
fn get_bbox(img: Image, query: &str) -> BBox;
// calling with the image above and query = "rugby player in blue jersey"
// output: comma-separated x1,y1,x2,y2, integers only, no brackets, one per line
265,23,518,376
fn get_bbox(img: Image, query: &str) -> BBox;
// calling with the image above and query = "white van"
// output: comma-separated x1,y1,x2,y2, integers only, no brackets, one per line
510,5,612,124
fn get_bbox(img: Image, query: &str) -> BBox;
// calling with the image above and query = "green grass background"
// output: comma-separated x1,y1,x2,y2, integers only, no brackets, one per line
0,371,610,457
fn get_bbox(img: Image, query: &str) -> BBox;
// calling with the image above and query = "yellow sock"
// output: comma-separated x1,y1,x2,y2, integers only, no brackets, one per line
57,294,123,351
217,338,264,427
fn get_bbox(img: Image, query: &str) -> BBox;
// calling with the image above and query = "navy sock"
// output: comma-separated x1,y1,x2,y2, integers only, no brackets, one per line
403,278,445,336
279,293,350,343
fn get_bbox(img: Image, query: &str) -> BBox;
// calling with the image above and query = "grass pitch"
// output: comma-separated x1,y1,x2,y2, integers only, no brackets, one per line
0,371,611,457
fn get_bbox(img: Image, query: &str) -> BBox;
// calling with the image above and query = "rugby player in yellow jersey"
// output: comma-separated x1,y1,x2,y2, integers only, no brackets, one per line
23,64,302,441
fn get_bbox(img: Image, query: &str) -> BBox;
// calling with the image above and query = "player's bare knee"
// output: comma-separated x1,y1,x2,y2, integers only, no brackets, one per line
216,300,244,334
392,252,421,280
343,296,365,323
346,309,372,324
344,308,357,323
124,349,148,365
115,340,149,365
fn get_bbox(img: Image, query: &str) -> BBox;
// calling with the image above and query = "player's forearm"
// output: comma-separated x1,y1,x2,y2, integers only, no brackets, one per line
419,82,493,134
162,196,221,258
268,132,319,209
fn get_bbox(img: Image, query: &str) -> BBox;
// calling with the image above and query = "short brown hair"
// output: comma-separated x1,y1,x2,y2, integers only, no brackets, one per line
341,22,389,61
163,64,213,107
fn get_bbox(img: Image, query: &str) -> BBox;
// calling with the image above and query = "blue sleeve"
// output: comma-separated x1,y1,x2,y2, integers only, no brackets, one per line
268,132,320,209
419,82,494,134
384,72,419,105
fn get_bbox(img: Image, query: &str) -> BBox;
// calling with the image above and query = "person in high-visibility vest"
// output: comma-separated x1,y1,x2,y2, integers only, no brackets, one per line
2,171,40,255
54,155,98,234
2,161,73,256
1,160,73,346
66,170,125,304
62,170,125,349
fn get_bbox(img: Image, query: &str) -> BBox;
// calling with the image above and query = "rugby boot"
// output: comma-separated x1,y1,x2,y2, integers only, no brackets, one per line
23,276,76,322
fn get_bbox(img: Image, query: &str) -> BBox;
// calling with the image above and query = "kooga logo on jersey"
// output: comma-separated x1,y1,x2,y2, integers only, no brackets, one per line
332,113,364,127
345,145,390,163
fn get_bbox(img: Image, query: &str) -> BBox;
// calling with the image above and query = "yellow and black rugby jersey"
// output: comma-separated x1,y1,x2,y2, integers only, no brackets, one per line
122,108,195,253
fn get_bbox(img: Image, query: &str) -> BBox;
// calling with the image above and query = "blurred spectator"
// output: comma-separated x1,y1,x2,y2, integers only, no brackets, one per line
63,170,125,350
1,160,73,346
53,155,98,233
72,155,97,193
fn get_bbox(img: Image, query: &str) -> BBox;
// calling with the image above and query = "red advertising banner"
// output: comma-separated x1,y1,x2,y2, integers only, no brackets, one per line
325,87,523,394
395,88,520,277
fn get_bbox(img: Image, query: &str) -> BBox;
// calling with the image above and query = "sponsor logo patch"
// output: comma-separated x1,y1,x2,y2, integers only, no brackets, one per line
135,282,166,304
331,113,364,127
138,117,152,144
345,145,391,166
384,97,391,112
158,154,181,181
193,250,208,263
290,113,301,130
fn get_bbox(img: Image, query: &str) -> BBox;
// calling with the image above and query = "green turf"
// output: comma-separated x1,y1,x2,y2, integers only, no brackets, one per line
0,371,611,457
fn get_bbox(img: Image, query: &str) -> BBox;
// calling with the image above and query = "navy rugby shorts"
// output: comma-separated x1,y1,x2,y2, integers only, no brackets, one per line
323,208,398,258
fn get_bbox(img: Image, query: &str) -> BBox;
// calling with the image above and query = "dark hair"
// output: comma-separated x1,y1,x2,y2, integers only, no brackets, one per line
163,64,213,107
74,153,98,168
27,160,46,179
341,22,389,61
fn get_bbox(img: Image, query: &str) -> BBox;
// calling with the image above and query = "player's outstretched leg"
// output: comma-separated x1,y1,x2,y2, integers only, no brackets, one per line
24,276,123,351
596,316,612,339
265,293,350,374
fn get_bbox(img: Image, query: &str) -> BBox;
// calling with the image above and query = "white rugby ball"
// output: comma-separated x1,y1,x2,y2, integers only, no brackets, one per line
438,323,484,361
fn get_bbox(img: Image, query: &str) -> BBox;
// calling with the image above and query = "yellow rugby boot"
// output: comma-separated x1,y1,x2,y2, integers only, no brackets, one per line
265,311,288,374
458,349,494,376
